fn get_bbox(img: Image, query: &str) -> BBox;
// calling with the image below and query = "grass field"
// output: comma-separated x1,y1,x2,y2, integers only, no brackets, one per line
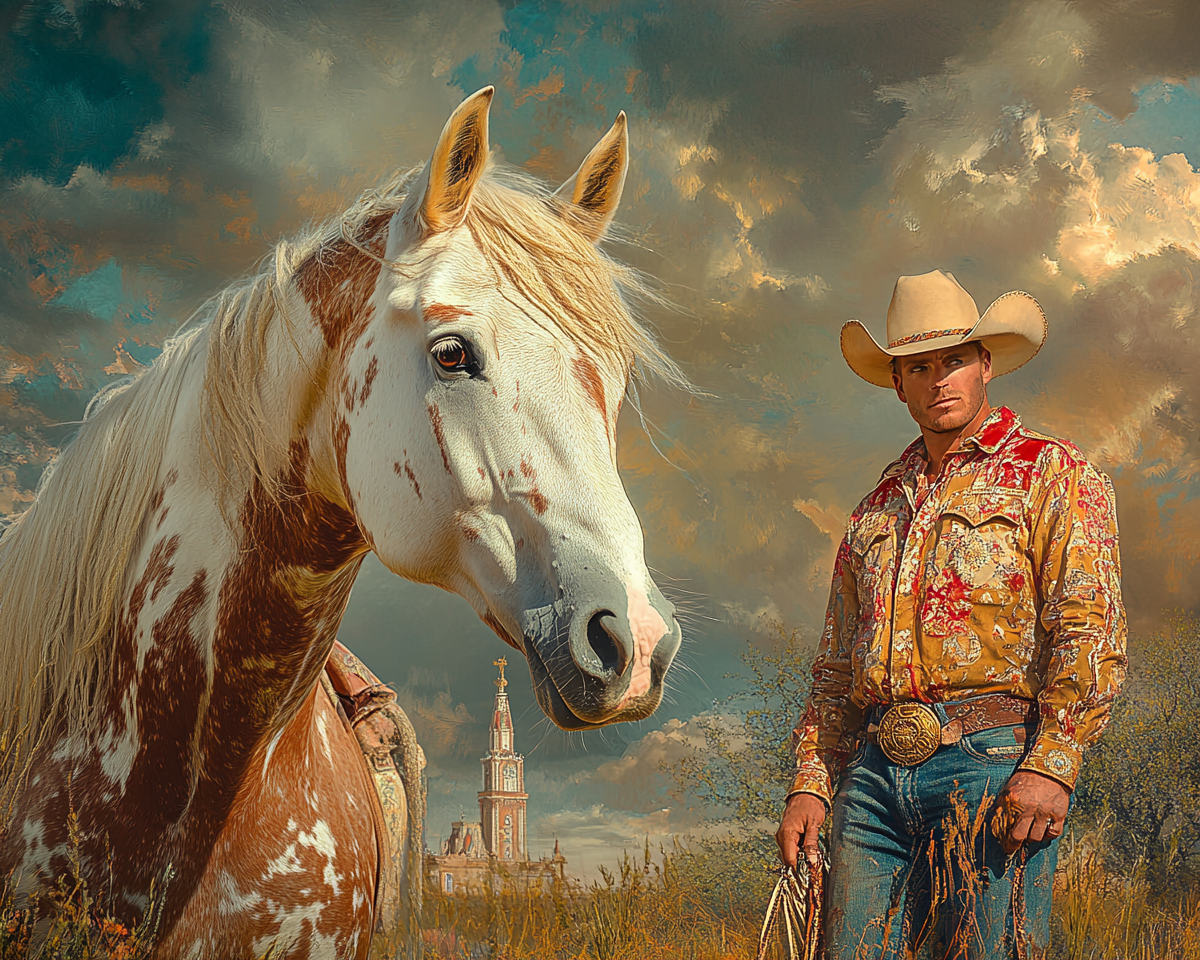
8,829,1198,959
386,827,1200,960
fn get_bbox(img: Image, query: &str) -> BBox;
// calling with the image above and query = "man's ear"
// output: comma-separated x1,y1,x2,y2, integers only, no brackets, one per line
891,360,907,403
978,344,994,385
554,112,629,244
414,86,494,234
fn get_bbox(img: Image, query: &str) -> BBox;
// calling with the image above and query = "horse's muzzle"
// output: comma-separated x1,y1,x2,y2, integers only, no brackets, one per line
520,576,681,730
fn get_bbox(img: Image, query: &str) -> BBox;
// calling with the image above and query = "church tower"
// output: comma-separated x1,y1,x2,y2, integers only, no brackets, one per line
478,658,528,861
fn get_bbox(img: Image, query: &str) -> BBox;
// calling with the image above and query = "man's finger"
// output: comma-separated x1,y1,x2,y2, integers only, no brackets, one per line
801,820,821,863
776,825,799,869
1046,816,1065,840
1027,815,1049,844
1007,812,1035,850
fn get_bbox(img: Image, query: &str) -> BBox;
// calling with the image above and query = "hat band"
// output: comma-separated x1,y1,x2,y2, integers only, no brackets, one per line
888,326,974,349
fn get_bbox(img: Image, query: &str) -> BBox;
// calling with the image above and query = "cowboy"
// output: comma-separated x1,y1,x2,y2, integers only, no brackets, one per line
774,271,1126,958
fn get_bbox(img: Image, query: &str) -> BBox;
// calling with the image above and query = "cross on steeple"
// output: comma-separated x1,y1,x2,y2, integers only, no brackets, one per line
494,657,508,691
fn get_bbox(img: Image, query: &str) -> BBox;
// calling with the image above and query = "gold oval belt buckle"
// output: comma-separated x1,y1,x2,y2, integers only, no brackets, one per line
877,702,942,765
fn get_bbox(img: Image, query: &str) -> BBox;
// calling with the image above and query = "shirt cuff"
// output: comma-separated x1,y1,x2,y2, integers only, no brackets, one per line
1017,732,1083,790
786,766,833,806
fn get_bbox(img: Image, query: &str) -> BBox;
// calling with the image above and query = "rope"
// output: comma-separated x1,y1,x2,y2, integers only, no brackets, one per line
756,857,827,960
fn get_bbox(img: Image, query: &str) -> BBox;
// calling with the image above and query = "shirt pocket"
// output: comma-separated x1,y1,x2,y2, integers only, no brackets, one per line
848,511,894,561
934,491,1026,585
921,492,1029,657
847,512,896,610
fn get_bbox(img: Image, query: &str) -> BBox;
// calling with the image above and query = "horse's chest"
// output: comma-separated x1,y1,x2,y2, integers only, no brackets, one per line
159,692,379,960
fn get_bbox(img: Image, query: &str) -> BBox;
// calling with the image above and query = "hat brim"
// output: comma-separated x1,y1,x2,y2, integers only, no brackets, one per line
841,290,1047,388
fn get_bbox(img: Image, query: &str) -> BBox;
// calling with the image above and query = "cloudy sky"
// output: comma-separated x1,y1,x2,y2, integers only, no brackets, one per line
2,0,1198,876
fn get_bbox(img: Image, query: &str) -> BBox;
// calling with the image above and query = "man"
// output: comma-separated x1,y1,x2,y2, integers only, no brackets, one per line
775,270,1126,958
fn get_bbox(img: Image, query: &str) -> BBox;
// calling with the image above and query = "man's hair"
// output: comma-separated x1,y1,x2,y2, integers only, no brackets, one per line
891,341,988,378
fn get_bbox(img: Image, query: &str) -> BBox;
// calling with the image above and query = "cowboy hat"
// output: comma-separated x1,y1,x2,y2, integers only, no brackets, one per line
841,270,1047,388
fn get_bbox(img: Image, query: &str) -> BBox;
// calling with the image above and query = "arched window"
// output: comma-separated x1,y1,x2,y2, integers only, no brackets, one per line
503,763,518,792
443,873,453,893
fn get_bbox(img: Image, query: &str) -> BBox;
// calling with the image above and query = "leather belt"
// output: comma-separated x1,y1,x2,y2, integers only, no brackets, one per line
862,694,1037,766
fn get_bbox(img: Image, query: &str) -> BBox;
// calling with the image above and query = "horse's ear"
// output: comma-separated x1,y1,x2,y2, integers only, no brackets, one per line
416,86,494,233
555,112,629,244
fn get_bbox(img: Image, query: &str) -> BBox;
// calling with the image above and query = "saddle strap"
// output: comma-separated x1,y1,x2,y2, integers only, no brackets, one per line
320,642,426,940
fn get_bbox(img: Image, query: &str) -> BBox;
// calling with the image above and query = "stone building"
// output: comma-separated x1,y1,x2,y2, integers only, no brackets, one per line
427,658,567,893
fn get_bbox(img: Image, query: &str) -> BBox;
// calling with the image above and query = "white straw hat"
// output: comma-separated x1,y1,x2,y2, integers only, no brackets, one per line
841,270,1047,388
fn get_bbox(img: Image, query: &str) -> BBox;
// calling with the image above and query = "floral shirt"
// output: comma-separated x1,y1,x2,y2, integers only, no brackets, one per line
789,407,1127,803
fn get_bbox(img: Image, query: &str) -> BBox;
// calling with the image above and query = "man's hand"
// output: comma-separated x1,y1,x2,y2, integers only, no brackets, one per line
990,770,1070,854
775,793,827,869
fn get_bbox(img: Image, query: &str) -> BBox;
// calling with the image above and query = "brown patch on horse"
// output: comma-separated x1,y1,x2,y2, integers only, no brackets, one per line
516,459,547,514
0,535,217,932
359,355,380,406
156,442,368,941
394,459,421,500
122,440,371,940
295,213,391,351
422,302,474,324
104,440,369,941
528,488,548,515
332,414,356,513
146,534,181,604
427,403,452,474
126,569,209,824
572,355,607,422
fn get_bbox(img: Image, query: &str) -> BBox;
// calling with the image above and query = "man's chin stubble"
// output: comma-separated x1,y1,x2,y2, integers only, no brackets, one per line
924,398,983,433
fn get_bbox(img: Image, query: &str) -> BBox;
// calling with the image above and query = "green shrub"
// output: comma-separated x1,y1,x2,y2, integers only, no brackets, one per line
1074,611,1200,888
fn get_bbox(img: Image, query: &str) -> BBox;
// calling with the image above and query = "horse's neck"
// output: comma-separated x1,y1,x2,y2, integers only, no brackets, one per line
109,317,366,806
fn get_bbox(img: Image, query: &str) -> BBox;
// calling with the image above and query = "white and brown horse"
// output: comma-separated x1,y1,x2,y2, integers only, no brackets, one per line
0,87,683,958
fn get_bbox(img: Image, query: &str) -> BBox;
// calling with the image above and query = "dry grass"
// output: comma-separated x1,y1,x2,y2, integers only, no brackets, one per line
7,821,1200,958
373,821,1200,960
373,844,769,960
1053,821,1200,960
0,806,169,960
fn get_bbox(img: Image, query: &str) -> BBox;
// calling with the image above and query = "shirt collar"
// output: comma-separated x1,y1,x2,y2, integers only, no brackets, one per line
961,406,1020,454
895,405,1020,476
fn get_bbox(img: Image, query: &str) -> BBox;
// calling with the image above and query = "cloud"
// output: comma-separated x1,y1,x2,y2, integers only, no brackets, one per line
572,717,710,813
1056,145,1200,280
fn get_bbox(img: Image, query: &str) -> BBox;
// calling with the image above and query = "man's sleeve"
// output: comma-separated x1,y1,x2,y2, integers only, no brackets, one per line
786,535,865,806
1018,456,1127,790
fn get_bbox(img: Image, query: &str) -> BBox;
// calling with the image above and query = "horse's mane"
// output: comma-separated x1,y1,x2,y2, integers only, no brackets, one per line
0,159,685,818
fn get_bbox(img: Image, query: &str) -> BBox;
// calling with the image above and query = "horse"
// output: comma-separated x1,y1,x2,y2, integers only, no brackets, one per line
0,86,685,959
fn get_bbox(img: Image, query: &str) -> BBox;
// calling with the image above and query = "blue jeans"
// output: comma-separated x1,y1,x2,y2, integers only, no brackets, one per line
826,714,1060,960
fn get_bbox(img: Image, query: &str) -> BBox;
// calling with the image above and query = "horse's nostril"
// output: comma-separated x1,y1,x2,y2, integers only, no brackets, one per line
585,611,625,675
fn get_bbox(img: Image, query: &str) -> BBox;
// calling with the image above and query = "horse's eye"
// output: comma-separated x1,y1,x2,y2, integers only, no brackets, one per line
431,337,476,375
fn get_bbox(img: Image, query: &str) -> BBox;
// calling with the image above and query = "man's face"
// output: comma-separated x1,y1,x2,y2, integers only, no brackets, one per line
892,343,992,433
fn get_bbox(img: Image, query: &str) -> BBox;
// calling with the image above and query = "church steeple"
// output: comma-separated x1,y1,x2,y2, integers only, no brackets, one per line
479,657,528,861
488,657,514,755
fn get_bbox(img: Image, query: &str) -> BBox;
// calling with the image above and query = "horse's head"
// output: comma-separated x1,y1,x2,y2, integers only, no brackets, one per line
313,87,682,729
